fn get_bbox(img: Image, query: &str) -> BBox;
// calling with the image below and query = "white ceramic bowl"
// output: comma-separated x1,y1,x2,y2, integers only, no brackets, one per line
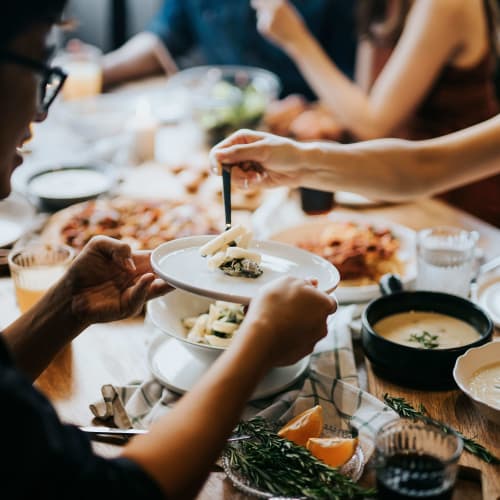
147,289,227,364
453,340,500,426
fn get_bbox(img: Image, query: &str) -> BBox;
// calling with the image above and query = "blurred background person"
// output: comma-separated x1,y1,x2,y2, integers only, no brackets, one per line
101,0,358,99
253,0,500,225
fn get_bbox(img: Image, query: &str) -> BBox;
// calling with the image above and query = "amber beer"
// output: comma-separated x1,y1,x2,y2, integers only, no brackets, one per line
300,187,334,215
8,245,74,313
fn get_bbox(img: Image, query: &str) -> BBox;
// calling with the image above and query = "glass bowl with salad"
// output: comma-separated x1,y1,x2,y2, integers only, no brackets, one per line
165,65,281,146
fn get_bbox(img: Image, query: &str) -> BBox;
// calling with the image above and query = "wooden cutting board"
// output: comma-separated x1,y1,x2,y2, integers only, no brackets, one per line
367,361,500,500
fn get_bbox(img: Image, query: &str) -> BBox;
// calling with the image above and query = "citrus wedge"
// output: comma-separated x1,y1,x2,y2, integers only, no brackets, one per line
277,405,323,446
306,436,358,467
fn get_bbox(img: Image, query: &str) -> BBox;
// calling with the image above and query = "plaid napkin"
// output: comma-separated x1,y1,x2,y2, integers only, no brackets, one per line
90,305,398,460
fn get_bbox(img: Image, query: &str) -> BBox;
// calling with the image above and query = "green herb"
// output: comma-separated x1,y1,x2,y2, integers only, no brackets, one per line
224,417,376,499
384,394,500,465
219,258,263,278
494,385,500,390
408,331,439,349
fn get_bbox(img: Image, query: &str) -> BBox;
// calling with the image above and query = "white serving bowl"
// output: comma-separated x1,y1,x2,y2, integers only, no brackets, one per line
147,289,227,364
453,340,500,426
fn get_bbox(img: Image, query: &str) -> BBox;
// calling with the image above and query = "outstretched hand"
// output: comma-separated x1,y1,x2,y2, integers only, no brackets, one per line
65,236,171,325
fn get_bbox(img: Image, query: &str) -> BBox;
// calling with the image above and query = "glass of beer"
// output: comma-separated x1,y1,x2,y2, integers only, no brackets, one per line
57,41,103,101
8,244,75,313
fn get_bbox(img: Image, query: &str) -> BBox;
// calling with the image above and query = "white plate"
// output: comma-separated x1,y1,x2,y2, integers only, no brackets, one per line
151,236,340,305
270,213,417,304
334,191,384,208
0,193,35,247
148,335,309,401
472,267,500,328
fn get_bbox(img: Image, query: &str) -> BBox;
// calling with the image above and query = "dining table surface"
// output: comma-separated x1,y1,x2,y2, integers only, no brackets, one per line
0,77,499,500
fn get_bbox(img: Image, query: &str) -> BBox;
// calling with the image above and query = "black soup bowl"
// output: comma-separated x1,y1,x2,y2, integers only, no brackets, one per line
361,274,493,390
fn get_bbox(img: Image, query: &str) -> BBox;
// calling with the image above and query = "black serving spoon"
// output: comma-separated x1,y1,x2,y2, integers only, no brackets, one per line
222,168,232,230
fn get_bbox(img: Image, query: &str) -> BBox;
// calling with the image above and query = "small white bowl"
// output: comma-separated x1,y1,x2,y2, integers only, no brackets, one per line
453,341,500,426
147,289,227,364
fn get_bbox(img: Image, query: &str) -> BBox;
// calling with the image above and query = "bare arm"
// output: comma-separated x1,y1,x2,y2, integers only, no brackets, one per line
122,278,335,499
254,0,465,140
211,114,500,201
102,33,177,90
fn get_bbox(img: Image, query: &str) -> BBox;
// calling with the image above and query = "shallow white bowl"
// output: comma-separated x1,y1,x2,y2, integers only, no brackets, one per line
147,289,223,364
453,340,500,426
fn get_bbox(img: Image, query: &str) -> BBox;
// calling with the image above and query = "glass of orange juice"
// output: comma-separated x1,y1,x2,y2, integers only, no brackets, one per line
8,244,75,313
57,40,103,101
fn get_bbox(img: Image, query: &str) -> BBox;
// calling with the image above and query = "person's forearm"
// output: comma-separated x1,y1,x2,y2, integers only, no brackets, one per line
286,33,384,139
2,279,87,381
295,114,500,201
122,319,272,499
102,33,177,90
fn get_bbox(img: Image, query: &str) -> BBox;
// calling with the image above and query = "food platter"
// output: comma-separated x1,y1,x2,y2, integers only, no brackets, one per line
150,235,340,305
270,213,417,303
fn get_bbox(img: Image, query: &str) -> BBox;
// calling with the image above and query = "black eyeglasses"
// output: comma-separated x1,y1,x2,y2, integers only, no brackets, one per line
0,52,67,113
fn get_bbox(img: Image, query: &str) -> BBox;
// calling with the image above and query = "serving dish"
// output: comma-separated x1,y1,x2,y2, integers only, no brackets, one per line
166,65,281,146
26,162,116,211
453,341,500,426
471,264,500,328
150,235,340,305
361,275,493,389
269,213,417,304
0,192,36,247
147,291,309,399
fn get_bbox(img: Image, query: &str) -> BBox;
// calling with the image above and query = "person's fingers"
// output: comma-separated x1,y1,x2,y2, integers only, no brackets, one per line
146,279,173,301
125,273,155,314
132,250,153,275
214,142,268,167
87,236,135,272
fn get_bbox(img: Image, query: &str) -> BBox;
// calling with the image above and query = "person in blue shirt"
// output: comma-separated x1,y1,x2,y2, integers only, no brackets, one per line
103,0,357,98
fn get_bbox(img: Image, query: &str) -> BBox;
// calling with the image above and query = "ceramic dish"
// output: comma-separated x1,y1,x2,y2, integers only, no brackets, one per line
222,423,364,499
0,192,35,247
26,163,115,211
269,213,417,304
361,275,493,389
472,266,500,328
150,236,340,305
453,341,500,426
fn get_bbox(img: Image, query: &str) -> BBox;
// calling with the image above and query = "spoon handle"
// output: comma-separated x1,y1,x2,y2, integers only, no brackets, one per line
222,168,232,230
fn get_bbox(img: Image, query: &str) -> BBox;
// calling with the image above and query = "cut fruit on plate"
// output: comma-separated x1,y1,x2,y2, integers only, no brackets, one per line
306,436,359,467
277,404,323,446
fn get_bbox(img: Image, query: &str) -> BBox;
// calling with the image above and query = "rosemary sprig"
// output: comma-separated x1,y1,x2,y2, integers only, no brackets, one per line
408,331,439,349
384,394,500,465
225,417,376,499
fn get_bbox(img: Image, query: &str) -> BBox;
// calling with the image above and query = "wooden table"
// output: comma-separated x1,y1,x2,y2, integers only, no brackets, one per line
1,197,498,499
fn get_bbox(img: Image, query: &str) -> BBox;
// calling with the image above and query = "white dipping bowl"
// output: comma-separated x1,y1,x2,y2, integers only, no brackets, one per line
147,289,228,364
453,340,500,426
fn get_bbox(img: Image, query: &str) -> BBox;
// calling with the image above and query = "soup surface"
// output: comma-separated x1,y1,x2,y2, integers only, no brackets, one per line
373,311,480,349
468,362,500,409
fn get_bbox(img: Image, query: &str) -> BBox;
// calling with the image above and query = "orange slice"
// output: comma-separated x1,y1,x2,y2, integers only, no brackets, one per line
277,405,323,446
306,436,358,467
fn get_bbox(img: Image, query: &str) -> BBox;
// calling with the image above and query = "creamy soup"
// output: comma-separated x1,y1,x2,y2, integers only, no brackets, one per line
468,362,500,409
373,311,480,349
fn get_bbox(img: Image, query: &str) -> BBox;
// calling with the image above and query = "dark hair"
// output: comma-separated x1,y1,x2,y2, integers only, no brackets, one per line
0,1,68,46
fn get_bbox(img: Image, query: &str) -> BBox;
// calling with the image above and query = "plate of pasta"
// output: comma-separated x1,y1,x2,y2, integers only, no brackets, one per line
150,225,340,304
269,214,417,303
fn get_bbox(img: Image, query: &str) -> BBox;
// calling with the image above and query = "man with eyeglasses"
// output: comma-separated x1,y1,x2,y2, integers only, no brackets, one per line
0,2,337,497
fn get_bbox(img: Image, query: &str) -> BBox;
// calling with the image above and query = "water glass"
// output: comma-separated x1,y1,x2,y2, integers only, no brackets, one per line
416,226,478,297
375,419,463,500
8,244,74,313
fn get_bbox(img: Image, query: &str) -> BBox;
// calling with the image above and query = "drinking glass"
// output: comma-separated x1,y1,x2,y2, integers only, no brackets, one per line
375,419,463,500
416,226,478,297
8,244,74,313
56,41,103,101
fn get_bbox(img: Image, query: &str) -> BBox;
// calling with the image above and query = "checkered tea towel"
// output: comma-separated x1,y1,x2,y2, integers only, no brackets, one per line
90,305,398,459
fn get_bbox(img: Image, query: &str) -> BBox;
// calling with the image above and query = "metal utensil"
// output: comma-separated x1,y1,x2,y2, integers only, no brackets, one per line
80,426,251,443
222,168,232,230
